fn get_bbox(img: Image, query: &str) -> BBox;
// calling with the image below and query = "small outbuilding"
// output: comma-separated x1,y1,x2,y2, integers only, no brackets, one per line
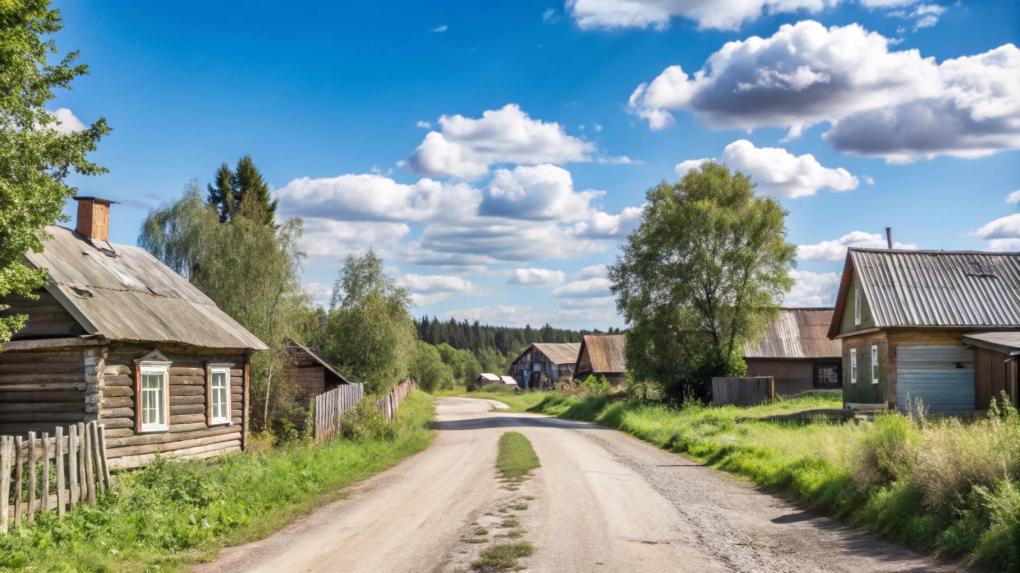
507,342,581,389
962,331,1019,409
472,373,518,390
0,198,267,469
574,334,626,387
828,248,1020,414
744,308,842,395
284,339,350,405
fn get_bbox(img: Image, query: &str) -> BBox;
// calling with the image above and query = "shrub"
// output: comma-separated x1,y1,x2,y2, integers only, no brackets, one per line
341,397,395,441
855,413,920,487
582,374,610,396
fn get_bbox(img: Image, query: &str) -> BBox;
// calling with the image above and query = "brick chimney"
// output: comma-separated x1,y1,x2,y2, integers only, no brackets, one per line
73,197,113,242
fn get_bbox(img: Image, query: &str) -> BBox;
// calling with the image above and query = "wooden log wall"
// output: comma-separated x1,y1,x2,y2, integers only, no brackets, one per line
711,376,776,406
313,383,365,443
0,292,86,341
0,421,111,534
0,348,89,436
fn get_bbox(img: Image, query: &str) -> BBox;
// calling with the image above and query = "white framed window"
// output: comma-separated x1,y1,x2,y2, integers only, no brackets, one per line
208,366,231,425
850,348,858,384
854,284,862,326
139,363,170,432
871,345,880,385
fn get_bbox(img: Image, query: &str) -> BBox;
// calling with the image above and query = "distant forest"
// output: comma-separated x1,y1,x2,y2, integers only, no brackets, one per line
414,316,620,356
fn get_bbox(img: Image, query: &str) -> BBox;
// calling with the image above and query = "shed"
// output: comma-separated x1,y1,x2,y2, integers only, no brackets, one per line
828,248,1020,414
744,308,842,395
472,372,502,389
284,339,350,404
962,331,1019,409
507,342,581,389
0,198,267,469
574,334,626,386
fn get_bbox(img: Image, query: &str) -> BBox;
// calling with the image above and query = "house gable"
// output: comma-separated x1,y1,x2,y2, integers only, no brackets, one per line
829,255,877,339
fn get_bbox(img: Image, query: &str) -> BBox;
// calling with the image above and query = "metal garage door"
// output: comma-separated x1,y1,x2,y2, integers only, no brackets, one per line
896,345,975,415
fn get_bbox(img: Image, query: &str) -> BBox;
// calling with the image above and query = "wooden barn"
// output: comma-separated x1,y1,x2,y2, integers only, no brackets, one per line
284,339,350,405
507,342,581,389
828,248,1020,414
744,308,842,395
574,334,626,386
0,197,267,469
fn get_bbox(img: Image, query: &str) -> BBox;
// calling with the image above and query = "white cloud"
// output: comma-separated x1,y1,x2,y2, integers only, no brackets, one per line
573,206,644,238
509,267,567,286
579,264,609,278
412,219,606,265
302,281,334,307
553,277,612,298
797,231,918,261
481,164,600,221
628,21,1020,161
678,140,858,198
567,0,836,31
416,120,432,129
441,305,540,327
1007,190,1020,204
976,213,1020,252
785,270,841,307
431,24,448,33
888,3,946,31
407,104,594,179
299,218,411,260
48,107,85,135
399,273,477,306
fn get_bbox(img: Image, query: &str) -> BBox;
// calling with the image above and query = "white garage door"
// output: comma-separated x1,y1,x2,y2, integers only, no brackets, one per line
896,345,974,415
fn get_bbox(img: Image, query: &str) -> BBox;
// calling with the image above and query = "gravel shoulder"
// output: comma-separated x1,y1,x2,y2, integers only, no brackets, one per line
199,397,958,573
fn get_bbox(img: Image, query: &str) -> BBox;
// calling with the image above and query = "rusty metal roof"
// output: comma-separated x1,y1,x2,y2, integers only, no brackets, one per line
529,342,581,366
744,308,841,359
577,334,626,374
831,249,1020,336
25,226,268,351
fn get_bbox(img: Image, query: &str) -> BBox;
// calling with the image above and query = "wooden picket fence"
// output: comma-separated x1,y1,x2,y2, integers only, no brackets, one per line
0,421,111,534
377,379,415,422
313,383,366,443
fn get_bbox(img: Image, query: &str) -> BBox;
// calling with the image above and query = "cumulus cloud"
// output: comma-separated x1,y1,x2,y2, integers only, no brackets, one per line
579,264,609,278
412,220,606,266
628,20,1020,161
677,140,858,198
407,104,594,179
481,164,600,221
509,267,567,286
975,213,1020,252
797,231,918,261
399,273,478,306
567,0,836,31
784,270,841,307
572,206,644,238
47,107,85,134
1007,190,1020,204
553,277,612,298
299,218,410,259
441,305,540,327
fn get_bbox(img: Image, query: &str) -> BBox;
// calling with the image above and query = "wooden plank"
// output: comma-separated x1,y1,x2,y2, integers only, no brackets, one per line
55,426,66,517
241,359,250,451
97,425,111,490
106,431,241,459
68,425,79,508
133,361,142,434
13,436,24,527
83,423,96,505
26,432,36,524
108,439,242,470
0,437,10,534
89,423,105,495
0,383,87,392
41,432,51,512
1,337,103,351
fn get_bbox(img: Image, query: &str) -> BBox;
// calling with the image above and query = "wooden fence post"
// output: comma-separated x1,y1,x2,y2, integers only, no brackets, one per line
97,425,111,490
89,423,104,495
41,432,51,512
76,423,86,503
68,425,78,508
14,436,23,528
83,423,96,506
1,436,11,534
55,427,66,517
26,432,36,524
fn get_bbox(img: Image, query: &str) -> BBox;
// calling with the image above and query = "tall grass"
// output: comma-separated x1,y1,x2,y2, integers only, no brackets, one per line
0,390,435,572
519,391,1020,570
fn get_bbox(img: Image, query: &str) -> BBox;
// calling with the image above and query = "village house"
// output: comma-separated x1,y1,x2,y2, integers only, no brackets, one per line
828,248,1020,414
507,342,581,389
744,308,842,395
0,197,267,469
574,334,626,386
284,339,350,405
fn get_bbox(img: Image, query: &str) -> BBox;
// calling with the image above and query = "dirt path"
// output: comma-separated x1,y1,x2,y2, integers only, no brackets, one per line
199,397,959,573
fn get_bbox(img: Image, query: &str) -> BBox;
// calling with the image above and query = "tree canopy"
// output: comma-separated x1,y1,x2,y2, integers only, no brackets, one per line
609,162,796,400
206,155,277,226
0,0,109,345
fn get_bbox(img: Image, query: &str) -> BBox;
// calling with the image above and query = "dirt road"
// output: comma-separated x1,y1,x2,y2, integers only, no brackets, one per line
201,397,956,573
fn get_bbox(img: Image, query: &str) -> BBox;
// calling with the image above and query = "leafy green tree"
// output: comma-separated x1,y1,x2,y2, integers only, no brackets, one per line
609,162,795,400
206,155,277,226
409,341,454,392
0,0,109,346
322,251,416,394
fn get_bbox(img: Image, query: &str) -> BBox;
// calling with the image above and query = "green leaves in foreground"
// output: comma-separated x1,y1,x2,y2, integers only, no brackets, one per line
496,432,540,480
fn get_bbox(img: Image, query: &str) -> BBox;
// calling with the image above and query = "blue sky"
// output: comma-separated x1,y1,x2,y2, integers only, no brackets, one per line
52,1,1019,328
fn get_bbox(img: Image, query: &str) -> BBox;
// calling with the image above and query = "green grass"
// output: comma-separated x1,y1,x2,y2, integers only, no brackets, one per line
0,390,435,572
516,391,1020,571
495,432,540,480
471,541,534,571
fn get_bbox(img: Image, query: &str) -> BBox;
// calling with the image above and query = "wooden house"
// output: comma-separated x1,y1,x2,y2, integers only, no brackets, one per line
507,342,581,389
574,334,626,386
284,339,350,405
744,308,842,395
0,197,267,469
828,248,1020,414
472,373,518,390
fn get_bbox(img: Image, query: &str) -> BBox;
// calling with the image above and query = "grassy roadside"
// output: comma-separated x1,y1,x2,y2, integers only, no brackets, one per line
468,390,1019,570
0,390,435,573
496,432,540,480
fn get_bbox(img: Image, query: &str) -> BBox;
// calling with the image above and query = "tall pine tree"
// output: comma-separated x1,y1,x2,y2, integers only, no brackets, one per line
206,155,277,226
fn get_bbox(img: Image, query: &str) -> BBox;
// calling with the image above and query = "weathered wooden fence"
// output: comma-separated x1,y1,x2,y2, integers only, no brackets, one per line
1,421,111,534
313,383,366,443
377,379,415,421
712,376,775,406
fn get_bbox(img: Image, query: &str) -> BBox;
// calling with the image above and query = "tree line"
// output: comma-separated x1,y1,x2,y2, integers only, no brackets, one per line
413,317,606,357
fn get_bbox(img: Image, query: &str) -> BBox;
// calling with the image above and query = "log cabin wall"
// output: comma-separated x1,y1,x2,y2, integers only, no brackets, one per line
0,347,92,436
0,291,86,340
101,342,247,470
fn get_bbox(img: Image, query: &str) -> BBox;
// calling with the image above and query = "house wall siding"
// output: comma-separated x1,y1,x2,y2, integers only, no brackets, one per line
842,332,888,405
837,277,876,337
0,347,91,435
745,359,815,395
0,291,86,340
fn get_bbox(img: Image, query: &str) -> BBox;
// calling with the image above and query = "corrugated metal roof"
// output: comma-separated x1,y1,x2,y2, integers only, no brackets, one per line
850,248,1020,329
530,342,581,366
578,334,626,373
745,308,841,359
25,226,268,350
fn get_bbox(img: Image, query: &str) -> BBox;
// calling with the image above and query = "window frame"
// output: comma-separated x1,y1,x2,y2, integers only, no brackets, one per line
871,344,880,385
854,283,862,326
207,364,233,426
850,348,858,384
138,362,170,433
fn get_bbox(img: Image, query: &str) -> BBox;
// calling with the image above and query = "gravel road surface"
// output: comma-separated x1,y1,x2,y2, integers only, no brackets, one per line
199,397,958,573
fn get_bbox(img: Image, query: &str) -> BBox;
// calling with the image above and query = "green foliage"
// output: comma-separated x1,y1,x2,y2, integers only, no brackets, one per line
409,341,455,392
609,162,796,401
321,251,416,394
471,541,534,571
496,432,540,480
340,396,397,442
206,155,277,226
0,0,109,347
139,186,308,431
582,374,610,396
436,343,483,387
0,391,434,572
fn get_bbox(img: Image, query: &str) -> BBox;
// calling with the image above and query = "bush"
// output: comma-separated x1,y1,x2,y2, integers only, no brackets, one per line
855,413,920,487
341,397,396,441
582,374,610,396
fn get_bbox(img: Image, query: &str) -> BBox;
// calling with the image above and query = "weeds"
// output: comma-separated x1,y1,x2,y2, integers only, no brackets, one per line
471,541,534,571
496,432,540,480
